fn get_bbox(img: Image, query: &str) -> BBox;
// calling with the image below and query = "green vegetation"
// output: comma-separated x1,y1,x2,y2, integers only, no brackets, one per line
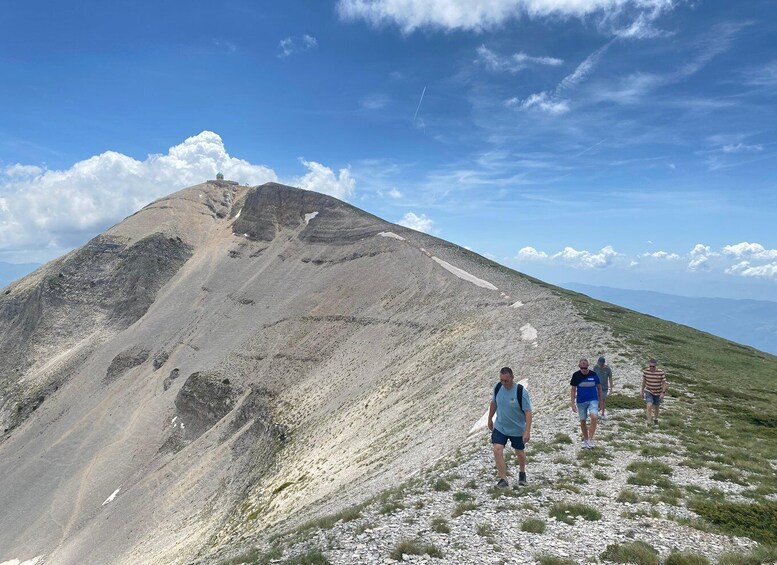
548,502,601,524
593,470,609,480
553,432,573,444
600,541,659,564
389,538,443,561
536,556,576,565
378,501,405,515
717,545,777,565
476,523,494,538
453,491,474,502
452,501,478,517
560,286,777,543
433,478,451,492
521,517,546,533
282,550,331,565
430,516,450,533
689,499,777,544
664,551,710,565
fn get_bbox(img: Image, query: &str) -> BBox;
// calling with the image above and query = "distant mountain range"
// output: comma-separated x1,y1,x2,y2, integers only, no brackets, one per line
563,283,777,355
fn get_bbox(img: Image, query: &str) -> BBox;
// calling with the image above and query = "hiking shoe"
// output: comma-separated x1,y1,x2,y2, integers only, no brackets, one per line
588,439,596,449
582,439,592,449
496,479,509,489
518,472,527,486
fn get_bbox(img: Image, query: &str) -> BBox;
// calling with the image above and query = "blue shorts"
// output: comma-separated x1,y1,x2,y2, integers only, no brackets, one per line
491,428,525,450
644,391,662,405
577,399,599,421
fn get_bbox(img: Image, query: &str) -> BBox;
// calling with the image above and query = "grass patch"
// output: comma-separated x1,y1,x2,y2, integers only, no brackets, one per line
452,491,474,502
521,517,546,533
664,551,710,565
378,501,405,515
606,393,644,410
689,499,777,544
389,539,443,561
594,470,610,480
476,523,495,538
433,478,451,492
600,541,658,564
430,517,450,533
549,502,601,524
717,545,777,565
283,550,331,565
553,433,573,444
536,556,576,565
452,501,478,517
710,467,749,486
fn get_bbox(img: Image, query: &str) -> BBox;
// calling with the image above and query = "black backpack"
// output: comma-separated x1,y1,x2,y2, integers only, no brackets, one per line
494,382,525,413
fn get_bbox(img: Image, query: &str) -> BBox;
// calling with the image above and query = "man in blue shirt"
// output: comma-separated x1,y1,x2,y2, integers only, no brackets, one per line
487,367,533,488
570,358,604,449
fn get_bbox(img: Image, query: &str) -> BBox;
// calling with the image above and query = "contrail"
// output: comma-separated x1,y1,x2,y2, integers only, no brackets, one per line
576,138,607,157
413,86,426,122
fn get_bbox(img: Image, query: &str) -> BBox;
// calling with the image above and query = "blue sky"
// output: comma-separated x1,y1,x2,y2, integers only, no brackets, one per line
1,0,776,300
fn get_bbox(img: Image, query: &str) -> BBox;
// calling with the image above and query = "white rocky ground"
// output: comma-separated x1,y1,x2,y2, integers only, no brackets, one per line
252,398,758,565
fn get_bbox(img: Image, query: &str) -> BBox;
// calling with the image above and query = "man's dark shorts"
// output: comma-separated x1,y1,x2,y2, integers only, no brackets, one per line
491,428,525,450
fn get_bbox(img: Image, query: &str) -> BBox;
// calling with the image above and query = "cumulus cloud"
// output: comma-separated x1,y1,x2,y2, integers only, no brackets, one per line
397,212,434,233
552,245,620,268
642,251,681,260
515,246,548,260
337,0,675,33
725,261,777,279
688,243,716,272
722,241,777,260
514,244,621,268
388,188,402,198
296,159,355,201
0,131,354,262
278,34,318,58
476,46,562,73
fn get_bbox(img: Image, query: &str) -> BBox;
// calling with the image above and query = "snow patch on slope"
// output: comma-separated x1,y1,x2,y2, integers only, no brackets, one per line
304,211,319,225
520,324,537,341
431,257,498,290
377,231,405,241
0,556,44,565
102,488,121,506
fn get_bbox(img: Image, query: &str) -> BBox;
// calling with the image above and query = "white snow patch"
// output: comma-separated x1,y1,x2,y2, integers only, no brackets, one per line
171,416,178,425
520,324,538,341
469,378,529,434
304,211,319,224
532,342,538,348
0,556,44,565
180,421,185,430
234,208,242,219
431,257,498,290
377,231,405,241
511,301,524,308
243,233,249,237
102,488,121,506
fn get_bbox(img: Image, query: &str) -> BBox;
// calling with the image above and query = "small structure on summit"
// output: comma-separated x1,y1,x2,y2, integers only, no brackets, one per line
208,172,238,186
216,172,224,180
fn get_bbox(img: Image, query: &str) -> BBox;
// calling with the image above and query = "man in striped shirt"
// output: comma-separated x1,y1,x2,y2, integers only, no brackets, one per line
641,359,667,426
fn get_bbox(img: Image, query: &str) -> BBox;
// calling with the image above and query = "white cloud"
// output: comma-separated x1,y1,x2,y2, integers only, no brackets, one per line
552,245,620,268
388,188,402,198
337,0,675,33
725,261,777,279
518,92,570,115
278,34,318,58
397,212,434,233
688,243,717,272
296,159,356,201
722,242,777,260
642,251,681,260
515,246,548,260
476,46,562,73
0,132,354,262
0,131,278,261
722,143,763,153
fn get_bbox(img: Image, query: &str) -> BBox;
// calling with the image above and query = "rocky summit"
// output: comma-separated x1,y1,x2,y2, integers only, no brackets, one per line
0,182,775,565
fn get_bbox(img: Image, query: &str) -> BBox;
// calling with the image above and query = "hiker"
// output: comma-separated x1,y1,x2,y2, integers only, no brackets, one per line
641,358,667,426
593,356,613,420
570,358,603,449
487,367,532,488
